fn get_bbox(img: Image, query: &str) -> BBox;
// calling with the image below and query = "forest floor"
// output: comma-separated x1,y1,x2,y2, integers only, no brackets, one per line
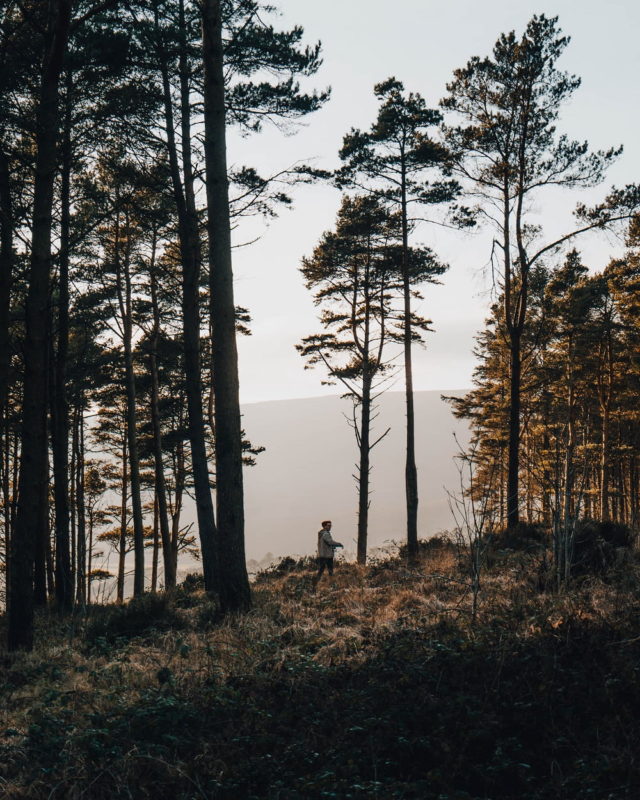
1,538,640,799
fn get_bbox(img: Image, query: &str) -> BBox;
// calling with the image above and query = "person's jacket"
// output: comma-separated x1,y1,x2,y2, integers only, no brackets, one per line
317,529,341,558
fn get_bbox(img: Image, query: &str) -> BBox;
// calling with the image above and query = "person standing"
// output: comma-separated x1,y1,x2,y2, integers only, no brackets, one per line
313,520,343,587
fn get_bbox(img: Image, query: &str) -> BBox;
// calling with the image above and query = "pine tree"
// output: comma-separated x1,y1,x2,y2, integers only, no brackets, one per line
337,78,456,559
9,0,73,651
201,0,249,611
442,14,638,530
298,196,402,563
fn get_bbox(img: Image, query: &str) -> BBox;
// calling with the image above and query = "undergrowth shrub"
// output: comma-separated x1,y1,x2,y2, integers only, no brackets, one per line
172,572,208,609
254,555,314,582
196,598,222,630
496,522,548,551
84,592,185,647
572,519,635,576
180,572,205,592
3,548,640,799
398,534,455,559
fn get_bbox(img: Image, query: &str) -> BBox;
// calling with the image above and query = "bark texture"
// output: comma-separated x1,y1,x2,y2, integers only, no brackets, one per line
155,1,218,589
202,0,250,612
8,0,72,650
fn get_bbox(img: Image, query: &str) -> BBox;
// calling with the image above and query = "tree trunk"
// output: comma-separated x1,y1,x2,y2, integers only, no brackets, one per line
34,398,49,608
0,147,13,433
506,330,522,529
3,427,18,599
70,405,77,591
115,207,145,596
8,0,72,650
51,69,73,610
75,408,86,605
560,396,575,583
630,455,638,530
2,412,11,596
149,252,175,589
618,453,626,524
523,428,531,522
10,428,18,540
600,405,610,521
202,0,250,612
87,510,94,604
151,493,159,592
356,377,372,565
0,190,11,603
45,521,55,600
499,444,505,529
0,142,13,609
400,162,419,561
117,434,128,603
154,1,218,589
171,437,185,575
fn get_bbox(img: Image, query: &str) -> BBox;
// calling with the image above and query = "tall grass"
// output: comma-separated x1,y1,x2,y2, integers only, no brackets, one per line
1,539,639,798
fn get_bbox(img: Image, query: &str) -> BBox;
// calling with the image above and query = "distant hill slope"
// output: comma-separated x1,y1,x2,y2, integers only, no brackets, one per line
241,390,469,562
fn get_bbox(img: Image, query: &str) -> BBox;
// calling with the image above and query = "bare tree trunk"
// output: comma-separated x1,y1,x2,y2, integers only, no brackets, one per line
87,510,94,604
149,250,175,589
151,493,159,592
630,455,638,530
600,406,611,521
506,331,522,529
0,142,13,608
356,378,372,565
499,444,505,528
171,438,185,576
400,164,419,561
0,148,12,436
45,523,55,600
618,454,626,524
117,435,128,603
9,0,72,650
2,426,17,599
541,396,552,527
34,398,49,608
153,0,218,591
75,408,86,605
2,411,11,598
10,429,18,539
115,207,145,596
202,0,250,612
70,405,77,593
51,69,73,610
560,406,575,583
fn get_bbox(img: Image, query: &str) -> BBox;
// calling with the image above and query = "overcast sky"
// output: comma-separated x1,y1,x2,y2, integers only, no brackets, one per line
227,0,640,404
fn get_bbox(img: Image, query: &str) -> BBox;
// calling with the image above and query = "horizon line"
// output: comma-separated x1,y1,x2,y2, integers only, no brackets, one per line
240,387,470,407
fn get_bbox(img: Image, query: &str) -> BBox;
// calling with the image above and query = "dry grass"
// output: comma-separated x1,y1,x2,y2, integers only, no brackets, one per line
1,541,640,798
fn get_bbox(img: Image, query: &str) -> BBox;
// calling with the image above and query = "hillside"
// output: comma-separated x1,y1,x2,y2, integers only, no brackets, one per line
1,542,639,799
103,390,469,595
241,390,469,562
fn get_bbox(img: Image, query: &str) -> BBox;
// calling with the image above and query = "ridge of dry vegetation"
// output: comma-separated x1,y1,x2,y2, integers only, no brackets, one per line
1,539,640,799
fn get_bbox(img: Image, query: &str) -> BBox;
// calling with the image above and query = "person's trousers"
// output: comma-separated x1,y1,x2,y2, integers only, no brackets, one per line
315,557,334,577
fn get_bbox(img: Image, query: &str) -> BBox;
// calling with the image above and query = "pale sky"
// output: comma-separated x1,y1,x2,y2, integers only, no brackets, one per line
228,0,640,404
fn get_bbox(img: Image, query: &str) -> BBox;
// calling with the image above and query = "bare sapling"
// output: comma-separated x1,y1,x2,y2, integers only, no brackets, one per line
448,437,498,622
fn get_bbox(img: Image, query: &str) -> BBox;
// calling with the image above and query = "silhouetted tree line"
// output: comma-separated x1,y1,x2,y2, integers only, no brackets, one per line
300,15,640,567
448,238,640,564
1,4,639,650
0,0,326,649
